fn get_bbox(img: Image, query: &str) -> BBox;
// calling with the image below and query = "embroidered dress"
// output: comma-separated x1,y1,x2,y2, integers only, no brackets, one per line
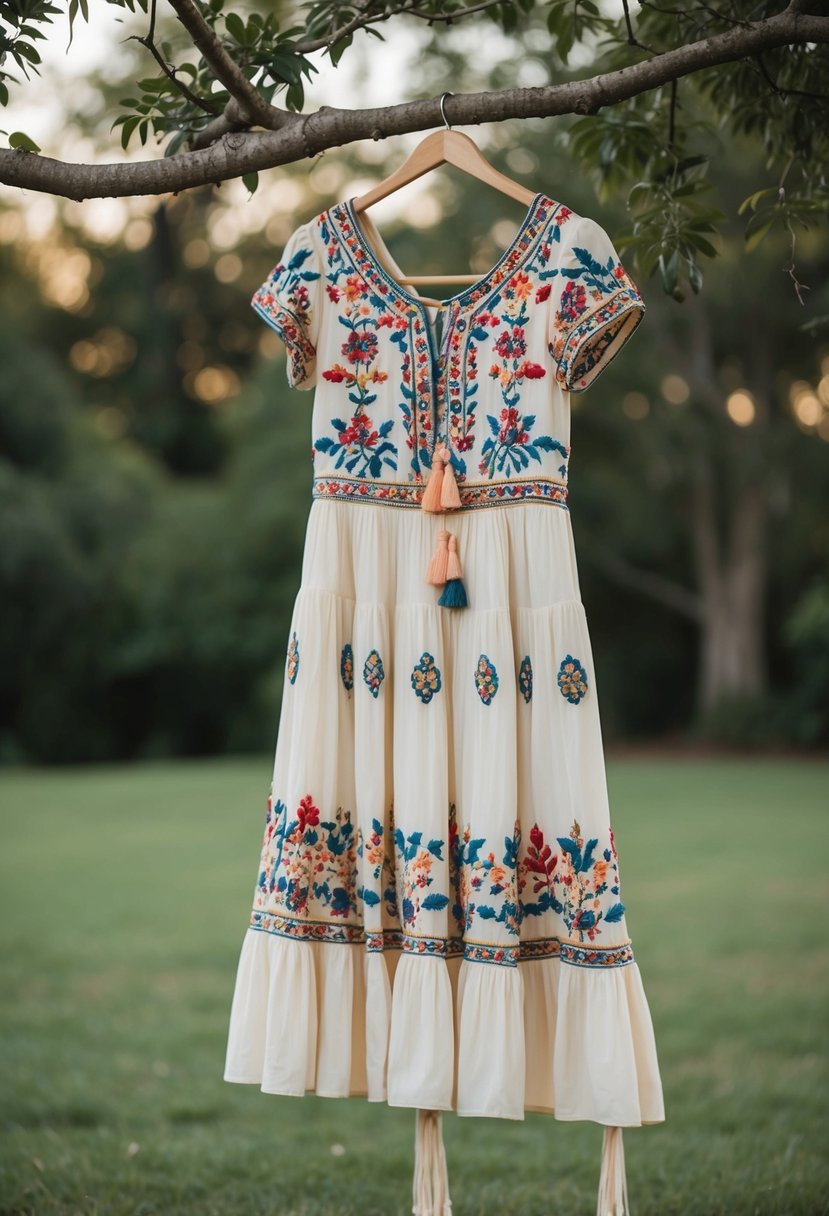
223,193,665,1135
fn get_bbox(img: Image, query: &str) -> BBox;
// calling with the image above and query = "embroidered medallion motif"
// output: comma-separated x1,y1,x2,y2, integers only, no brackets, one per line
286,631,300,685
362,648,385,698
557,653,588,703
518,655,533,703
474,653,499,705
411,651,442,703
340,643,354,692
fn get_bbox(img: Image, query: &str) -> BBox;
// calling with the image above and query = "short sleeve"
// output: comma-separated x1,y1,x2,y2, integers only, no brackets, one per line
548,216,645,392
251,222,322,390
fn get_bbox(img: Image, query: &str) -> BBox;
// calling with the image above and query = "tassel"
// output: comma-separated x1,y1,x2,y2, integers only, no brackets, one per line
440,454,461,510
596,1126,629,1216
412,1109,452,1216
426,529,450,586
437,533,468,608
421,447,447,513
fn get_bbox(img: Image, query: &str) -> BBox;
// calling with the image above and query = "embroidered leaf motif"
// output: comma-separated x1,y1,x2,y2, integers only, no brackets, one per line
422,892,450,911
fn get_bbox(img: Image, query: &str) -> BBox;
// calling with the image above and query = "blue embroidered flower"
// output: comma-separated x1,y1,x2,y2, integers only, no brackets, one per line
557,654,588,703
518,655,533,703
286,631,300,685
340,642,354,691
411,651,442,703
474,653,499,705
363,648,385,698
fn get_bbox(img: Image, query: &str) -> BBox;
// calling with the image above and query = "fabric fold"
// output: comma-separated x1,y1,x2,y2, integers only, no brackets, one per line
456,959,525,1119
387,953,455,1111
553,955,665,1126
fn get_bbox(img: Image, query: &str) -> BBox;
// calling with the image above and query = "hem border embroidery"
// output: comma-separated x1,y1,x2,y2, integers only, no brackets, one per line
249,908,634,969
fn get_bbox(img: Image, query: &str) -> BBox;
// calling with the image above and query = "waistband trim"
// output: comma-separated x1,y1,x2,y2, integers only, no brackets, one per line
311,474,569,510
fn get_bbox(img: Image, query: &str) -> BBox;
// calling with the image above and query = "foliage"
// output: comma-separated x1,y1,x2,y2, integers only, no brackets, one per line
1,0,828,294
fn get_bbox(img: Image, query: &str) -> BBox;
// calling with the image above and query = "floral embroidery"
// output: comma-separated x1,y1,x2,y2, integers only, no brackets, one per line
474,653,499,705
519,655,533,703
558,654,588,703
314,365,397,478
555,819,625,941
518,823,562,918
449,806,521,938
286,631,300,685
411,651,442,703
393,829,449,924
258,794,358,919
253,794,629,962
340,643,354,692
363,648,385,698
356,814,398,919
549,242,644,391
251,240,320,384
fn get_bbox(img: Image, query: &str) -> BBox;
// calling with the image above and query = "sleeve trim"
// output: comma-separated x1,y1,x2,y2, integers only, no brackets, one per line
251,294,317,389
554,284,645,393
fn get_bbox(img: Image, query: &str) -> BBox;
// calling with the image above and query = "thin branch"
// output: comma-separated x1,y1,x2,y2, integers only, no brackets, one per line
1,4,828,199
621,0,655,53
406,0,508,24
129,0,219,117
591,550,703,621
288,0,403,54
165,0,287,128
754,50,829,100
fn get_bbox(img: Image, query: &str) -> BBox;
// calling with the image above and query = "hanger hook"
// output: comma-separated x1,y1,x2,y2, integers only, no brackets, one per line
439,91,454,131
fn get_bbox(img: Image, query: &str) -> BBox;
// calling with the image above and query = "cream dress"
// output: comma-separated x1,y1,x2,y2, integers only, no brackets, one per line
223,192,665,1132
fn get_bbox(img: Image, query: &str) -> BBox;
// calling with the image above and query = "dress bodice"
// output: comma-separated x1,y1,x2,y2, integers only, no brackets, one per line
252,194,645,513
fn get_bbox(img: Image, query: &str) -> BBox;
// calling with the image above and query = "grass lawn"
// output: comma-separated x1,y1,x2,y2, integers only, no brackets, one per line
0,753,827,1216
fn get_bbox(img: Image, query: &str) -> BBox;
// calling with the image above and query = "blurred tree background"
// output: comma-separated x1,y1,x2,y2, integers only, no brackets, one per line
1,14,828,765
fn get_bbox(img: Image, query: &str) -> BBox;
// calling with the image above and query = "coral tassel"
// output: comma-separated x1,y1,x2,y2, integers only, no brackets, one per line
596,1126,629,1216
440,456,461,510
426,529,450,586
437,533,468,608
421,447,446,513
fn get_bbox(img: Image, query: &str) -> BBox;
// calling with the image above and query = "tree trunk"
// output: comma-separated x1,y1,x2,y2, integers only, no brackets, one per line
692,460,769,713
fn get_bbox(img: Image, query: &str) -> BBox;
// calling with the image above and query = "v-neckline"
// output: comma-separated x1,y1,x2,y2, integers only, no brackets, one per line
337,192,552,314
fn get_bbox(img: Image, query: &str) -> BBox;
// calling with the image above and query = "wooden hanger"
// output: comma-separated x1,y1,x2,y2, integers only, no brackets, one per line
351,93,537,307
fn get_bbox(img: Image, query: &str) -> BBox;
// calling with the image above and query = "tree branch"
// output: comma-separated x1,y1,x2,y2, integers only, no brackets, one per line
591,549,703,621
165,0,288,128
129,0,219,116
1,4,827,200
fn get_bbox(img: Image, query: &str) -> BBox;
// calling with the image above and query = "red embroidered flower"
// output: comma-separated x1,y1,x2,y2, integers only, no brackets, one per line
297,795,320,830
323,366,348,383
535,283,551,303
519,361,546,380
326,284,342,302
494,327,527,360
497,407,528,445
613,265,626,280
559,282,587,322
342,329,379,365
338,413,378,448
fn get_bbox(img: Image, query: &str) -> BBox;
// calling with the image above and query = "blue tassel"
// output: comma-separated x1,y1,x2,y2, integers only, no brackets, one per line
438,577,468,608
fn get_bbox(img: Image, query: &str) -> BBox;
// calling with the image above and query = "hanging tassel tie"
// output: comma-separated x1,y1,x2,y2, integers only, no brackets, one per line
426,529,450,586
421,446,447,513
412,1109,452,1216
596,1126,629,1216
421,444,462,513
438,533,467,608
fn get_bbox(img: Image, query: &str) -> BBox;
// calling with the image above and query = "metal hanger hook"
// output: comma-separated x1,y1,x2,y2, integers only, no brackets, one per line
439,91,454,131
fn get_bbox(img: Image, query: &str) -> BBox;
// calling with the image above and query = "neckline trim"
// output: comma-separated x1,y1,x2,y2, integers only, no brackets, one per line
336,192,555,314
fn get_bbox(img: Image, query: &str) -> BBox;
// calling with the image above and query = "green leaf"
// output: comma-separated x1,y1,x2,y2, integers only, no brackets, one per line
744,216,775,252
242,171,259,195
8,130,41,152
224,12,248,44
329,32,352,67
